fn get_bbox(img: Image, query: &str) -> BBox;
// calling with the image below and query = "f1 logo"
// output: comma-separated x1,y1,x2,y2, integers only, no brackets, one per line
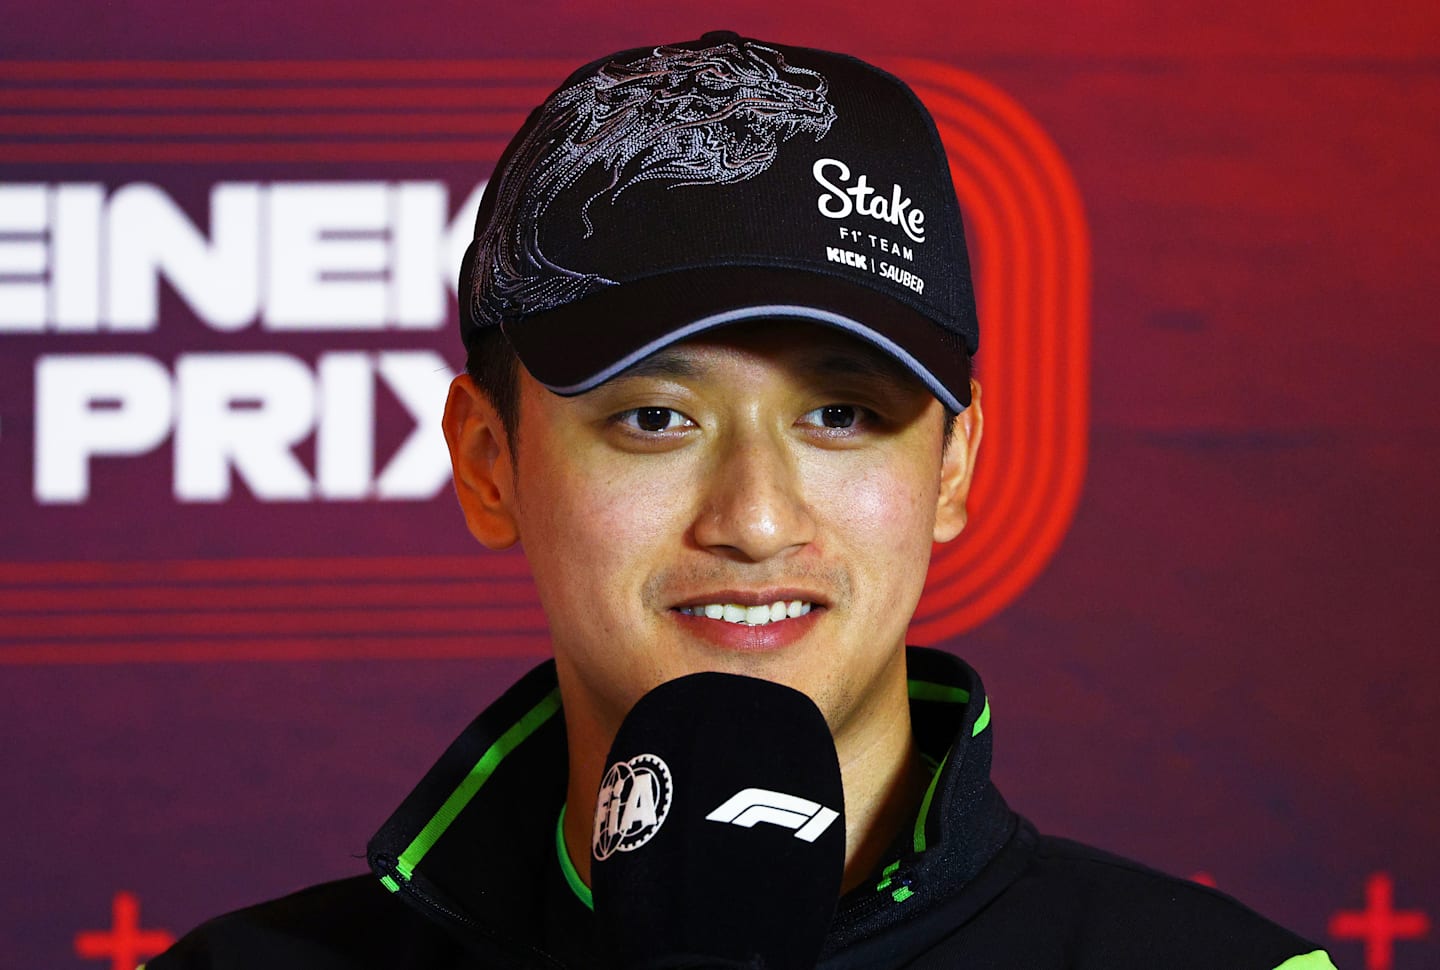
705,788,839,842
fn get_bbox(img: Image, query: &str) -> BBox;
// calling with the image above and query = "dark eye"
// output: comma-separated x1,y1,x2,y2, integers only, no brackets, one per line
617,407,692,434
636,407,673,432
809,405,857,429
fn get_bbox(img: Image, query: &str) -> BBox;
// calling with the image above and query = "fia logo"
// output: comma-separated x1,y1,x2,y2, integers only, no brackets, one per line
592,753,673,861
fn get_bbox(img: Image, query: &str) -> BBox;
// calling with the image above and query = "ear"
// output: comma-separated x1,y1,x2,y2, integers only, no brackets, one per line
933,379,984,543
442,374,520,549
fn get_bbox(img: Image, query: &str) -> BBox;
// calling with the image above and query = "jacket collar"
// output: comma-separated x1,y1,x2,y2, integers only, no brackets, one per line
367,648,1023,966
820,647,1020,964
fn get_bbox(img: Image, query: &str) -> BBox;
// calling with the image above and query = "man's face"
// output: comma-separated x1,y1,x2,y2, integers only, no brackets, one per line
449,321,979,744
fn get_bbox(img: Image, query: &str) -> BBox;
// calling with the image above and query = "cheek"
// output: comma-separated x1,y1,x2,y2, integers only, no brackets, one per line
516,445,688,618
806,450,941,622
815,455,940,555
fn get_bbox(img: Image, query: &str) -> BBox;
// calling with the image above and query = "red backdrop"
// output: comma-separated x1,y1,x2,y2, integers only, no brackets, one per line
3,3,1437,969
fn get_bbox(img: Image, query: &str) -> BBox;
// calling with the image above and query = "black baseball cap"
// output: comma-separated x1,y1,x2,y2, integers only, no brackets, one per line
459,30,978,409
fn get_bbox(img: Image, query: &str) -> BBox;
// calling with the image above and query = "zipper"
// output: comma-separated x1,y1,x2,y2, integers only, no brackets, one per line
374,852,483,930
372,852,572,970
829,858,920,936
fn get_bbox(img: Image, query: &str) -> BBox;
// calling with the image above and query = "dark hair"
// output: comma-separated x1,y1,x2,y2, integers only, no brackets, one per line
464,327,971,455
465,326,523,452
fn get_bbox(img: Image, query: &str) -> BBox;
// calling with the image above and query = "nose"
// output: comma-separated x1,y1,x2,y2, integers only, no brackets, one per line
692,430,816,563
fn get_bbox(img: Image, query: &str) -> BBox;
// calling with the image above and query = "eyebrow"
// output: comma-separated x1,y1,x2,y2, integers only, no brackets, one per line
610,350,705,382
804,350,910,384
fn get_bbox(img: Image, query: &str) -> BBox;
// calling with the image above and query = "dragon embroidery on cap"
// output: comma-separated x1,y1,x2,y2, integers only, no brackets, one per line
470,40,837,326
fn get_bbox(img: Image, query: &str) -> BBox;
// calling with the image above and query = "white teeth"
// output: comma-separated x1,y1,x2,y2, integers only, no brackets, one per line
679,600,816,626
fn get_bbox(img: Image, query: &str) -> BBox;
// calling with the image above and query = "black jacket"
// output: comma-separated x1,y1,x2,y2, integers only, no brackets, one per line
151,648,1336,969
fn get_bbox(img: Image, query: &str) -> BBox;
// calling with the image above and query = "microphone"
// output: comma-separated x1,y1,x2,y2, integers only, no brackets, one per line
591,672,845,970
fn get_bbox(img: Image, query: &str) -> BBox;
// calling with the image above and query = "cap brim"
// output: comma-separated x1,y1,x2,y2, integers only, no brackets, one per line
501,266,971,411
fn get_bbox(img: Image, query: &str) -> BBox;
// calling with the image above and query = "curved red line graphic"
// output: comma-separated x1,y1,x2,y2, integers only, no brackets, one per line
919,123,1040,610
890,63,1090,643
922,88,1058,590
922,106,1058,605
939,71,1091,632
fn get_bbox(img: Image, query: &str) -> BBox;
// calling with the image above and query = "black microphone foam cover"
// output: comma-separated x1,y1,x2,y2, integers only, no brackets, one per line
592,672,845,970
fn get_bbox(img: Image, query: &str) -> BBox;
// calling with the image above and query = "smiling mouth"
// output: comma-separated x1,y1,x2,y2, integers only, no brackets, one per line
674,600,815,627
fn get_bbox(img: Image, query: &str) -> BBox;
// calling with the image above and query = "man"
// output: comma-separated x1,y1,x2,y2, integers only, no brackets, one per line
152,31,1335,969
